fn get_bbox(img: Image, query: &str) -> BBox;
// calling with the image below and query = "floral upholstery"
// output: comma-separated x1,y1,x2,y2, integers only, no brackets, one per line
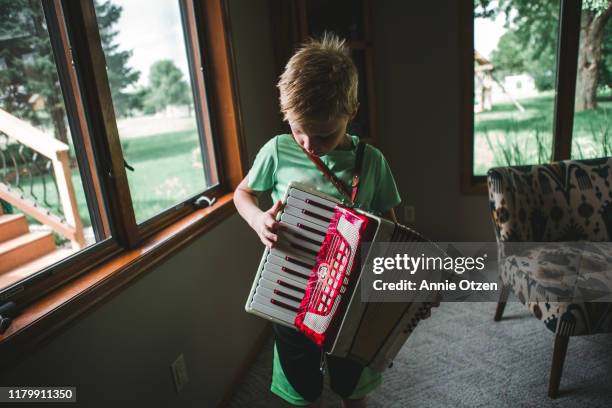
487,157,612,336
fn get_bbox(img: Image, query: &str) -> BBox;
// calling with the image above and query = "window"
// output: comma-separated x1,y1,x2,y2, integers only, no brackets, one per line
463,0,611,192
472,1,560,176
571,4,612,159
0,0,243,338
0,0,106,292
93,0,218,224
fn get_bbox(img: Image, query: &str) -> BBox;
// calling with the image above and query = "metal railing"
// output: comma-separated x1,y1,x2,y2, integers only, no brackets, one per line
0,108,85,249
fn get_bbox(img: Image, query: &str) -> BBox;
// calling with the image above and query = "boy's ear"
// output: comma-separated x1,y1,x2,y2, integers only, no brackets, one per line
350,104,359,121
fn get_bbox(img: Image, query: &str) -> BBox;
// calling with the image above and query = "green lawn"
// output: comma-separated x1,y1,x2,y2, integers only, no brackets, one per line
121,128,209,224
7,128,210,232
474,92,612,175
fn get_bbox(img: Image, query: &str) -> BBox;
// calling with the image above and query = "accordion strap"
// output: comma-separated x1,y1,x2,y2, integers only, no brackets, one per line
301,139,366,206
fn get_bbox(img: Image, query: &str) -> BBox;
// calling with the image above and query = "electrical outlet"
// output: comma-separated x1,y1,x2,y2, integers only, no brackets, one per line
403,205,415,223
171,354,189,394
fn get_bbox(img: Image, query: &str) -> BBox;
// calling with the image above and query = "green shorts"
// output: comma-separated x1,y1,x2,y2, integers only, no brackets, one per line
270,324,382,405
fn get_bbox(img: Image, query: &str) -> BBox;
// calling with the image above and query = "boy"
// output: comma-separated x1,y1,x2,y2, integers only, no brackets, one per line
234,33,401,407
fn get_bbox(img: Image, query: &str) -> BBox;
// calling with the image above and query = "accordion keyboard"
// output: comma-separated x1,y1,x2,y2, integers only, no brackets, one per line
249,188,338,326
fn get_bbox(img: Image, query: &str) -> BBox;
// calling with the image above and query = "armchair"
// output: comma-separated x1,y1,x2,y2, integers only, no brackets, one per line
487,157,612,398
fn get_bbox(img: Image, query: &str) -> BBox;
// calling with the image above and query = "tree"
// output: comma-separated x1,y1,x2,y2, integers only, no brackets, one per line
490,31,526,78
491,29,557,91
478,0,612,111
0,0,69,143
94,0,141,117
575,0,612,110
143,60,191,113
0,0,140,147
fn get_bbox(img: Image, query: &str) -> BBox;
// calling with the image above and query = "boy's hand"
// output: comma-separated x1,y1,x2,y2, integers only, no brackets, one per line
250,200,284,248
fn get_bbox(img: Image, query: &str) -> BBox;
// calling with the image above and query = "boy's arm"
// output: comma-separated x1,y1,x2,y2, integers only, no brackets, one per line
234,175,282,248
383,208,398,223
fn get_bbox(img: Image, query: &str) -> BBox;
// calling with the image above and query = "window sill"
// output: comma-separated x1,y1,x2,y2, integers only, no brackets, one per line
0,192,236,368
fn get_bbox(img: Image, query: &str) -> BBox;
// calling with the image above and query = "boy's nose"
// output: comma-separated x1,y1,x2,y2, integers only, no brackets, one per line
301,137,313,152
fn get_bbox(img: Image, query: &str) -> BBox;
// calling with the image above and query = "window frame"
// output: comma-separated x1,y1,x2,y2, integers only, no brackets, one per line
461,0,582,194
0,0,245,364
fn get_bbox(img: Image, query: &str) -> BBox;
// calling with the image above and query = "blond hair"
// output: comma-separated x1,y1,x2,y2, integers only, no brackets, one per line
277,32,359,124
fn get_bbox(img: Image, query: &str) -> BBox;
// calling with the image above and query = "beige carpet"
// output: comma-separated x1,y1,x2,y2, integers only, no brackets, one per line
228,302,612,407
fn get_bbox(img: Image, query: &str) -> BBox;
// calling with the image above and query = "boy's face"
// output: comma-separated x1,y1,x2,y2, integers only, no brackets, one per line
288,113,351,157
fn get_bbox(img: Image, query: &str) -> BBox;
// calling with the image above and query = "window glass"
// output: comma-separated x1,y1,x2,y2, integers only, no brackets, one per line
571,4,612,159
473,1,559,175
0,0,103,291
94,0,217,224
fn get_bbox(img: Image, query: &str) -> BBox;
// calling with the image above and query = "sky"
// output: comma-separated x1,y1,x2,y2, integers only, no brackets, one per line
107,0,192,88
475,11,507,59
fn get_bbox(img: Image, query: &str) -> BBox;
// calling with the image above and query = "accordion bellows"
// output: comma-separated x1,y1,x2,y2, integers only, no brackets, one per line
245,182,440,371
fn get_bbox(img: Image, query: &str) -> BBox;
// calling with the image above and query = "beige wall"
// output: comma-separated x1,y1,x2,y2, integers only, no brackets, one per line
1,1,495,406
372,0,493,241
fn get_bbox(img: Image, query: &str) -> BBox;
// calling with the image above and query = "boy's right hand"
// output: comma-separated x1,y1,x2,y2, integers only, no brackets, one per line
250,200,284,248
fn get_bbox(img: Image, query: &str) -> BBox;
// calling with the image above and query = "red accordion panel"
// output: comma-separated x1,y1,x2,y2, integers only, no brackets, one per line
294,207,369,346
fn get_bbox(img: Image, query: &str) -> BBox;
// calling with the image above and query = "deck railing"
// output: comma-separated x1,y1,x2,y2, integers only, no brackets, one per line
0,108,85,249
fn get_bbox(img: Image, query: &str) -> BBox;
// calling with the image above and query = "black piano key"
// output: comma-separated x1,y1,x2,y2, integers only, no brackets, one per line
274,289,302,303
289,188,338,209
281,266,310,280
285,256,313,271
298,222,326,237
277,279,305,293
305,198,335,213
271,298,299,313
302,208,331,223
262,263,309,287
284,206,329,228
267,253,313,277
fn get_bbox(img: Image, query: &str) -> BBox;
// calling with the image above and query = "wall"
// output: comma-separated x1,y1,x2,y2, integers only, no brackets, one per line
372,0,494,241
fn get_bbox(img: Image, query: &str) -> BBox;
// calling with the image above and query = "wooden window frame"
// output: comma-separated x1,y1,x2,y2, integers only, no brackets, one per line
460,0,582,194
0,0,245,367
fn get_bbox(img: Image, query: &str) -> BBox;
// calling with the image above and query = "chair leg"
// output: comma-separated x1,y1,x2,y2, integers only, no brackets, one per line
548,334,570,399
494,284,510,321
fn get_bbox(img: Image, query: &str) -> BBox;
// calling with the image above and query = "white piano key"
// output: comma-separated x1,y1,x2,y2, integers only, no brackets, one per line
258,278,305,300
253,293,299,315
262,264,310,289
269,247,316,269
250,299,296,325
279,223,325,245
266,255,313,280
261,265,309,288
286,196,335,220
289,188,338,210
255,286,302,309
281,213,328,235
284,205,330,228
277,229,323,253
274,240,318,262
261,268,309,288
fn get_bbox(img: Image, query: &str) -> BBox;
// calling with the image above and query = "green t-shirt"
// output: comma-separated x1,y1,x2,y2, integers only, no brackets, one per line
247,134,401,215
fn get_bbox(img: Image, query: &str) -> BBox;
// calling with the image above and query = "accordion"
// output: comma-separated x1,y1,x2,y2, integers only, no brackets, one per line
245,183,439,371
